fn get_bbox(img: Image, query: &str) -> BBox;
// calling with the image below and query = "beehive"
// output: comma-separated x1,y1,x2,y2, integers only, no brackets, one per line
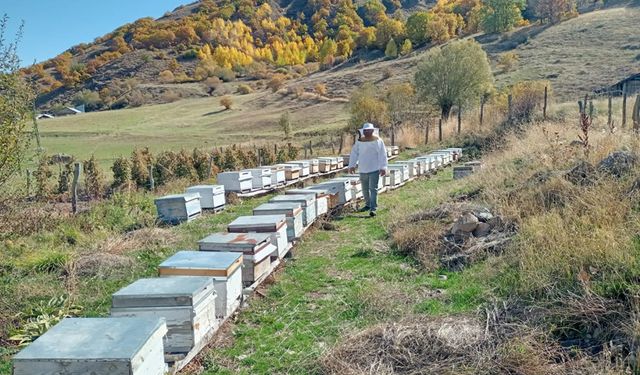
269,194,317,227
155,193,202,224
341,154,351,167
253,202,304,241
344,173,384,192
288,161,310,177
390,145,400,155
430,151,452,165
286,188,331,214
227,215,289,258
444,147,463,161
278,164,301,181
317,157,336,172
185,185,225,210
387,164,410,182
336,156,344,169
383,168,402,187
306,159,320,174
331,177,363,201
385,147,393,157
158,251,243,319
314,180,353,204
246,168,272,190
410,159,427,176
268,165,286,186
110,277,217,354
13,317,168,375
217,171,253,193
198,233,275,285
395,160,418,178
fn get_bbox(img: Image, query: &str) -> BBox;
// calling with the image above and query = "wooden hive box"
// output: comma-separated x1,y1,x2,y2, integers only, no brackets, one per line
253,202,304,241
410,159,427,176
306,159,320,174
186,185,225,210
395,160,418,178
390,145,400,155
155,193,202,225
335,156,344,169
268,165,286,186
303,186,341,208
158,251,243,319
384,169,402,187
444,147,463,161
216,171,253,193
270,194,317,227
288,161,311,177
247,168,272,190
278,164,301,181
317,158,334,173
227,215,289,259
330,177,363,201
110,277,217,354
341,154,350,168
314,180,353,204
13,317,168,375
430,152,451,165
387,164,410,182
198,233,275,285
286,189,331,214
385,147,393,157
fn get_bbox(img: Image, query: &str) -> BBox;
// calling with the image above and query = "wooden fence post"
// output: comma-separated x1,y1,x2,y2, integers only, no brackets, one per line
26,169,31,196
438,118,443,142
622,84,628,128
578,100,584,114
304,144,308,158
72,162,81,214
608,95,613,127
208,155,214,178
480,98,485,127
425,124,430,145
338,133,344,155
457,104,462,135
309,140,313,156
274,144,278,156
543,86,548,120
148,164,155,191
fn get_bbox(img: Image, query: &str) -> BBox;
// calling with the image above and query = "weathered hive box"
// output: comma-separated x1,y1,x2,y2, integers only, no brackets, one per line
278,164,301,181
331,177,363,201
268,165,286,186
395,160,418,178
341,154,351,167
247,168,272,190
158,251,243,319
416,156,435,172
385,147,393,157
217,171,253,193
198,233,274,285
453,165,474,179
227,215,289,258
424,154,443,169
286,189,331,214
186,185,225,210
390,145,400,155
444,147,463,161
388,164,410,182
110,277,217,354
384,168,402,187
410,159,428,176
431,151,452,165
306,159,320,174
253,202,304,241
155,193,202,225
288,161,311,177
466,161,483,171
270,194,317,227
13,317,168,375
317,157,336,172
336,156,344,169
315,180,353,204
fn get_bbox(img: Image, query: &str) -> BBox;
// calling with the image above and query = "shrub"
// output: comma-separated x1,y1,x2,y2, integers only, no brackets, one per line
267,74,286,92
400,39,412,56
258,146,276,165
203,76,222,96
34,155,53,200
154,151,178,186
159,70,175,83
382,67,393,80
83,155,105,198
181,48,199,59
192,148,211,180
480,0,526,33
222,147,238,170
57,161,74,195
214,67,236,82
508,80,552,121
385,38,398,58
130,147,153,189
220,96,233,110
175,149,197,180
535,0,577,23
286,143,299,160
498,52,519,72
72,90,102,111
314,83,328,96
161,90,181,103
289,85,305,97
237,84,253,95
111,156,132,189
276,148,287,163
279,112,292,139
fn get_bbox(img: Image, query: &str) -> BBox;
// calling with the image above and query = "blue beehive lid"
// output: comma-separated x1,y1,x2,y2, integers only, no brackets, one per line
158,251,243,277
112,276,214,308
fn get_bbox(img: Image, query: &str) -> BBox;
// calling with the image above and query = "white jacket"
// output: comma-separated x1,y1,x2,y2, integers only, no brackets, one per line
348,138,388,174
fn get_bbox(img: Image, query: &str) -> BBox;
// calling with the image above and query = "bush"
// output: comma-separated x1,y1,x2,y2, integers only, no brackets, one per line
498,52,519,72
159,70,175,83
237,84,253,95
279,112,292,139
72,90,102,111
267,74,286,93
34,155,53,200
214,67,236,82
130,147,153,189
57,161,74,195
222,147,238,171
286,143,299,160
203,76,221,96
111,156,132,189
192,148,211,180
181,48,199,59
175,149,197,180
382,67,393,79
83,155,105,199
508,80,551,121
314,83,328,96
220,96,233,110
154,151,178,186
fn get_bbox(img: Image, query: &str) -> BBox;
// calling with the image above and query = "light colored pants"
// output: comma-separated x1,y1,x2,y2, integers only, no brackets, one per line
360,171,380,211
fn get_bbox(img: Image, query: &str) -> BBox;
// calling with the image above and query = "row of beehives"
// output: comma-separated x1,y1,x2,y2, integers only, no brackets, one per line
12,147,460,375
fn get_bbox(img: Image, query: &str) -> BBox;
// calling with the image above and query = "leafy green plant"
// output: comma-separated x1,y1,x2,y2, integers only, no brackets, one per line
10,295,82,347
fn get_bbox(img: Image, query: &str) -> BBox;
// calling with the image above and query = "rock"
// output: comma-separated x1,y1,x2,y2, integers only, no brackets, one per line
452,212,479,234
472,222,492,237
597,151,636,178
438,274,448,281
475,212,494,222
487,216,504,229
565,160,596,186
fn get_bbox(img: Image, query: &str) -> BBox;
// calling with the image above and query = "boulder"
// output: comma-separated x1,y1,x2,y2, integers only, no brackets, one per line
452,212,479,234
597,151,636,178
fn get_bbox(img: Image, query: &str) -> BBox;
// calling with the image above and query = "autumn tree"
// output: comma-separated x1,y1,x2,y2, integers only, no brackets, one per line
0,15,34,189
348,82,388,132
535,0,576,23
385,83,415,145
220,96,233,110
375,18,405,50
385,38,398,58
480,0,526,33
406,12,432,45
359,0,388,26
279,112,292,139
400,39,412,55
414,40,493,119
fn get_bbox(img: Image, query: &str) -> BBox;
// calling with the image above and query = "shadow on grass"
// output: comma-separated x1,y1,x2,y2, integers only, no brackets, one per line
202,109,227,116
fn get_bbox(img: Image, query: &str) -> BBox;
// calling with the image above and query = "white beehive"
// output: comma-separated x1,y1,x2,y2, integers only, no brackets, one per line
314,180,353,204
384,169,402,187
288,161,311,177
269,194,317,227
217,171,253,193
198,233,275,285
247,168,272,190
390,145,400,155
110,277,217,354
268,165,286,186
155,193,202,224
317,157,335,172
444,147,463,161
158,251,243,319
186,185,225,210
431,151,452,165
410,159,427,176
331,177,363,201
388,164,410,182
253,202,304,241
341,154,351,167
227,215,289,258
306,159,320,174
395,160,418,178
278,164,301,181
12,317,168,375
286,188,331,214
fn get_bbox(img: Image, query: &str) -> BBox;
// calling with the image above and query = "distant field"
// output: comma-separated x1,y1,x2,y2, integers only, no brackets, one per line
38,92,349,167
